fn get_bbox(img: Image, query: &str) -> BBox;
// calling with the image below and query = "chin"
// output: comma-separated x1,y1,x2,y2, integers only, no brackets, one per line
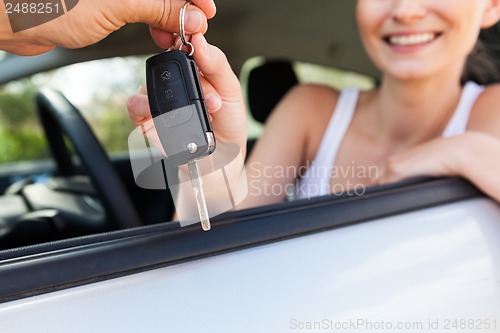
383,64,438,82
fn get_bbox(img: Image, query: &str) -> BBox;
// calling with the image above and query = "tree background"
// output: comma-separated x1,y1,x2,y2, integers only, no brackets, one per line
0,56,145,163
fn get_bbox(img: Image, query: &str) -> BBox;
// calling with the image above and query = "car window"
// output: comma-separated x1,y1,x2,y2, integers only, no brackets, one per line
239,56,376,139
0,56,147,165
0,55,375,163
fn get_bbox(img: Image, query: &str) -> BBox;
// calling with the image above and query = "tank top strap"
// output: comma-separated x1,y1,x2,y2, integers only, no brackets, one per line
442,81,485,137
313,89,360,168
297,89,360,199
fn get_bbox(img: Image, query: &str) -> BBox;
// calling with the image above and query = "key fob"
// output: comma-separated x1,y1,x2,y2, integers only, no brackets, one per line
146,50,215,166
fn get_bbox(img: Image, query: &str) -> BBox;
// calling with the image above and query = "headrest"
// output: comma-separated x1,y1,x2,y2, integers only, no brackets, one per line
247,60,299,123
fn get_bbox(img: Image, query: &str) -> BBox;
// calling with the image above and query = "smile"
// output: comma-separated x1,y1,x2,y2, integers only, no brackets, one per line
385,32,441,46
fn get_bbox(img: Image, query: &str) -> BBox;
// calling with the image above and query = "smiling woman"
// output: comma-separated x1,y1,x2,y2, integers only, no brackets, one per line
0,0,500,330
356,0,499,82
127,0,500,209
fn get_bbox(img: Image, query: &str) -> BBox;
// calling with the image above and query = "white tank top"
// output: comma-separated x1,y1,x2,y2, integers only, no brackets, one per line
297,81,485,199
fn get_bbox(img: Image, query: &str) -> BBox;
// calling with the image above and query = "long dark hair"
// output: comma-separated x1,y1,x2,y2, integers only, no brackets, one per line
461,25,500,85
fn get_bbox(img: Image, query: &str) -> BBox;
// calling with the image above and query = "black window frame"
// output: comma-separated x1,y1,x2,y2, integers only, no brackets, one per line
0,177,485,303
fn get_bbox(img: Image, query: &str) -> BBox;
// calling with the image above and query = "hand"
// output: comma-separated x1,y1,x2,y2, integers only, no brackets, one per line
379,135,467,184
127,33,248,156
380,132,500,202
1,0,216,55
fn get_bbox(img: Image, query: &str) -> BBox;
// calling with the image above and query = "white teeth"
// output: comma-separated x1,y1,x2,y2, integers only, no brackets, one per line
389,33,436,46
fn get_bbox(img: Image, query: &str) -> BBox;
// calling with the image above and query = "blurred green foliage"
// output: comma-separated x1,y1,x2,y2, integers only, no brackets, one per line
0,57,144,164
0,81,50,163
87,94,135,154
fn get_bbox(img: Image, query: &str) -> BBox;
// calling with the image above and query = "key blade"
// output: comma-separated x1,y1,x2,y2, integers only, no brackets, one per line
188,161,211,231
193,185,211,231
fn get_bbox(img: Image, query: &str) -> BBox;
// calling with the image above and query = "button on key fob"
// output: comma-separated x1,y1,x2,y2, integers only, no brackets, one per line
146,50,215,166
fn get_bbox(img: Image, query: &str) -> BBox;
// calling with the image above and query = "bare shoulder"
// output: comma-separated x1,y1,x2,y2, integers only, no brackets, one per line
270,83,340,128
256,84,341,163
275,83,339,112
469,83,500,137
269,83,341,160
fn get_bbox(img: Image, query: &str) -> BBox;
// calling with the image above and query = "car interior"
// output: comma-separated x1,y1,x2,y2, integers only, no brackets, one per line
0,0,499,250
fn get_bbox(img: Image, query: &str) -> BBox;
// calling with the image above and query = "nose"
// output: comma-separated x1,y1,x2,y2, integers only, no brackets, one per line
391,0,427,24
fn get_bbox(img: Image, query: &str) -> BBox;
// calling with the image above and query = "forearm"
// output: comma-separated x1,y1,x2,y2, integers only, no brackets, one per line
0,4,56,55
456,132,500,203
0,0,214,55
0,2,14,42
0,13,21,53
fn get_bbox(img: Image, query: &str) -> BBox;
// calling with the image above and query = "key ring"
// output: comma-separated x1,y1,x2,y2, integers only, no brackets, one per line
179,2,195,56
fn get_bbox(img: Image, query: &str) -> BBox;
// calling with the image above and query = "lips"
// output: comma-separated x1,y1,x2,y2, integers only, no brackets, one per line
383,32,442,47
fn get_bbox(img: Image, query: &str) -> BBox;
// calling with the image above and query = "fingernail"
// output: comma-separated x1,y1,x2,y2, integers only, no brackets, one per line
197,33,208,56
206,93,222,111
185,9,203,33
195,33,210,57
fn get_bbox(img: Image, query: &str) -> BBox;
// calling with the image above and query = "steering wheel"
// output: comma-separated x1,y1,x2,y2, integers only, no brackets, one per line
35,88,141,230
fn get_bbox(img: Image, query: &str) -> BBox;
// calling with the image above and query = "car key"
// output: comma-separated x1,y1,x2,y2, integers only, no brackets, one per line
146,50,215,231
188,160,210,231
145,3,215,231
146,50,215,165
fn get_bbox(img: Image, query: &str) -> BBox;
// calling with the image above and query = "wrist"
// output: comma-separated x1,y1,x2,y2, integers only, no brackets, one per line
0,38,53,56
0,0,57,55
451,132,489,178
0,23,55,55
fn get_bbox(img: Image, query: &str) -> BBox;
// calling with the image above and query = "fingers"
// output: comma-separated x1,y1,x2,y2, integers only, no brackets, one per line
377,138,461,185
170,33,240,110
139,0,214,49
189,33,242,99
129,75,222,123
127,69,221,129
378,156,404,185
378,150,429,184
127,87,163,152
200,76,223,113
190,0,217,19
178,3,208,34
127,88,151,127
187,33,248,147
129,33,247,153
150,27,176,50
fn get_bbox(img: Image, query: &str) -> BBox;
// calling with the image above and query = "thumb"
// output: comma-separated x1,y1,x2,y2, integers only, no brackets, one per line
129,0,215,34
